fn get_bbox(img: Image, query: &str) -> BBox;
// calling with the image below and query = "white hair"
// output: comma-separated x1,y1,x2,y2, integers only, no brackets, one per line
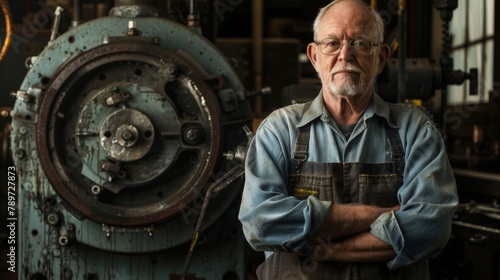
312,0,384,43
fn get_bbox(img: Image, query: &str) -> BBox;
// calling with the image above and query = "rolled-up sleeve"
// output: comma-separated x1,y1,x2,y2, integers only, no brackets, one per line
238,117,330,255
370,121,459,270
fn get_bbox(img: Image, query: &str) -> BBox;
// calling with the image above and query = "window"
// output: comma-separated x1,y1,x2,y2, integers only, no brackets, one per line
447,0,494,105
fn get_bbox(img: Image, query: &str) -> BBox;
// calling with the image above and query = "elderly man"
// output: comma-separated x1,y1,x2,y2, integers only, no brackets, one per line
238,0,459,279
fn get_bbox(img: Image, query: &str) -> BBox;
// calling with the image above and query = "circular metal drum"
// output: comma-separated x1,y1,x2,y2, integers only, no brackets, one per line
11,15,252,259
36,41,223,226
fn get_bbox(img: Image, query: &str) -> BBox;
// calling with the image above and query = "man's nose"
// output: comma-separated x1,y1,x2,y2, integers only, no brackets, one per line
337,43,354,61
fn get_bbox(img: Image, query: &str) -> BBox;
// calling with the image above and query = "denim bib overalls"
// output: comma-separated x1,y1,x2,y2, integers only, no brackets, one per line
256,103,430,280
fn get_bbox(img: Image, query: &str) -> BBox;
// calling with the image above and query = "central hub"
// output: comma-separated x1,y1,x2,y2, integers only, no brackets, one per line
116,124,139,147
100,108,155,162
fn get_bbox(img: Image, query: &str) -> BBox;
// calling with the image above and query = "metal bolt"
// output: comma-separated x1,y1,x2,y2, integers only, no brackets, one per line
223,151,235,161
19,126,27,135
166,64,177,76
59,235,69,246
12,90,31,102
101,161,121,173
47,213,60,225
184,128,199,142
25,56,38,68
105,94,124,106
126,20,140,36
91,185,102,195
121,130,133,141
115,124,139,147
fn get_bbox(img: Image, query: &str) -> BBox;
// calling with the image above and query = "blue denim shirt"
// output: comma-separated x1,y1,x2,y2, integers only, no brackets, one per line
238,92,459,270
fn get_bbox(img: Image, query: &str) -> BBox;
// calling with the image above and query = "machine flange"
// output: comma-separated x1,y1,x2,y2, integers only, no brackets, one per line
35,41,222,226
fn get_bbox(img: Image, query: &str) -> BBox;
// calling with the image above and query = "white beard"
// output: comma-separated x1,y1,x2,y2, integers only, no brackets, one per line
328,74,364,97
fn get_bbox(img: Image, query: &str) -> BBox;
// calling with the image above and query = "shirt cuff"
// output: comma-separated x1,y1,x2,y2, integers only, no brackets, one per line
307,196,331,233
370,211,410,270
283,196,331,255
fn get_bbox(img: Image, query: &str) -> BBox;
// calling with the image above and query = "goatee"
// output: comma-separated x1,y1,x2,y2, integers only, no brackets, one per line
329,75,365,97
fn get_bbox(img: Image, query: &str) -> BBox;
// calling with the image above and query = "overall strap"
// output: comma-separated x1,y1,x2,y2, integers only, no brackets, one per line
291,102,312,173
385,111,405,174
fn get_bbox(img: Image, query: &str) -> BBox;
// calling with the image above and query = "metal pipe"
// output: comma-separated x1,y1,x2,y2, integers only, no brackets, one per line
186,0,199,27
50,6,64,42
181,163,245,280
453,168,500,182
397,0,406,103
72,0,82,27
252,0,264,116
452,220,500,234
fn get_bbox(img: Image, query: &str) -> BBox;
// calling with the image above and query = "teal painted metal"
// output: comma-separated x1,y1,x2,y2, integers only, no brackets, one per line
11,7,252,280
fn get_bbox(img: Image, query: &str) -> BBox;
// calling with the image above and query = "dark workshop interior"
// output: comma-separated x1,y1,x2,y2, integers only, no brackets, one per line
0,0,499,279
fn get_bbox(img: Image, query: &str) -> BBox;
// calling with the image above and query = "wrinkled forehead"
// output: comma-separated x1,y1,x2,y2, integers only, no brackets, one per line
317,3,378,39
317,23,378,40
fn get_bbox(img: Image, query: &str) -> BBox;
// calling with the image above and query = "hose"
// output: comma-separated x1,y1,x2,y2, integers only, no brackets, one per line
0,0,12,64
181,163,245,280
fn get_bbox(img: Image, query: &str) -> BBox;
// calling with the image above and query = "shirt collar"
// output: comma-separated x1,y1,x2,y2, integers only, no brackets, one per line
297,91,398,129
370,92,398,128
296,92,326,127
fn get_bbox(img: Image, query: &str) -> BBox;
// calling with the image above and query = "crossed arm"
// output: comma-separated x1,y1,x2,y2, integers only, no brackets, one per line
307,204,400,262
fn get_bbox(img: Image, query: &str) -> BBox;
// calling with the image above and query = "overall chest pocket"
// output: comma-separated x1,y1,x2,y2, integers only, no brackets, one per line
359,174,402,207
287,174,333,201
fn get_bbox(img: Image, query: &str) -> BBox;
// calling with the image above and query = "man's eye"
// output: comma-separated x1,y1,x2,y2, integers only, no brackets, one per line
326,41,341,47
353,41,369,48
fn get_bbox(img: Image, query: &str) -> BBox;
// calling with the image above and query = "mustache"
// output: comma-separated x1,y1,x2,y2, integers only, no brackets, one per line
331,65,362,75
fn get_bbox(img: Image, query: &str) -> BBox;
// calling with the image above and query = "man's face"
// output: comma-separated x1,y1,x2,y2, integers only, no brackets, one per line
308,2,389,98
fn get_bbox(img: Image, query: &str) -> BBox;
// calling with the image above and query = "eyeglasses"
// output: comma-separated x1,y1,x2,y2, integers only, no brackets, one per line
314,38,382,55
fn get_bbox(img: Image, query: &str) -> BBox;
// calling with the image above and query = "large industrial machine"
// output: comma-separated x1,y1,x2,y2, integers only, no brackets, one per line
6,0,254,279
2,0,500,279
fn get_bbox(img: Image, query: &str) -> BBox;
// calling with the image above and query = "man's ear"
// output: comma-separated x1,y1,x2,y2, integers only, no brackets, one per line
377,44,391,74
307,42,320,72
